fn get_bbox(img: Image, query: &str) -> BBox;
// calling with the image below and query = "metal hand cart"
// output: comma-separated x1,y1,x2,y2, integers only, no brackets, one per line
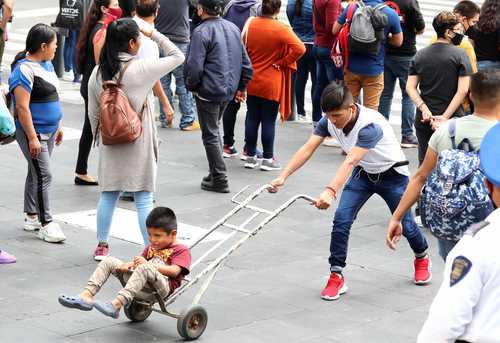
119,185,315,340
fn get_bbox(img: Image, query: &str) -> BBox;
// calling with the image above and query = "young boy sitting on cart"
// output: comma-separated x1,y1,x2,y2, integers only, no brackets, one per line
58,207,191,319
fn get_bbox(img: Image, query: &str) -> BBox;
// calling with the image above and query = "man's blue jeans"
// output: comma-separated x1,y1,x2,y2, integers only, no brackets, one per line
63,29,79,78
477,60,500,71
329,167,428,272
159,42,196,129
378,54,415,138
312,45,343,123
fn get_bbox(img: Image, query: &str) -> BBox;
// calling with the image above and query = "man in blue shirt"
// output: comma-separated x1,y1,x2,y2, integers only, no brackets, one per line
333,0,403,110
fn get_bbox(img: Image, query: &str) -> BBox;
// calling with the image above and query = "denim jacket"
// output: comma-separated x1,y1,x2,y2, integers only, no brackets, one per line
286,0,315,43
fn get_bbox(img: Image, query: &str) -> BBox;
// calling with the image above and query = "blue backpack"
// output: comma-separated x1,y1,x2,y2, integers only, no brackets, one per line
419,119,493,242
0,96,15,145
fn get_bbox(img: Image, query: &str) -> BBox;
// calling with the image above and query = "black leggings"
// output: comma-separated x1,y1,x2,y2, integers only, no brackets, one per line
75,97,93,175
222,99,241,147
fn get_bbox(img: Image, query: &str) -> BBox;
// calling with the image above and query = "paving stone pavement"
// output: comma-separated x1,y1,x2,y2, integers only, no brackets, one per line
1,95,445,342
0,1,455,341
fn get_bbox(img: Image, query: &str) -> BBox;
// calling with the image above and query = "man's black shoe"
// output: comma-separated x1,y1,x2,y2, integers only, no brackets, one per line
201,178,229,193
202,174,211,183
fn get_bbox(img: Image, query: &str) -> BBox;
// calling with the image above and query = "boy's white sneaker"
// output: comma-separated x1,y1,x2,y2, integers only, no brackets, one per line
38,222,66,243
24,214,41,232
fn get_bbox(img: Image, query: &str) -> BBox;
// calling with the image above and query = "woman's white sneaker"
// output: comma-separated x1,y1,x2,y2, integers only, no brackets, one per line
38,222,66,243
24,214,41,231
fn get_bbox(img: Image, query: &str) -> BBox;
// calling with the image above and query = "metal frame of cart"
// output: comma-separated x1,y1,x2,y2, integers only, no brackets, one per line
120,185,315,340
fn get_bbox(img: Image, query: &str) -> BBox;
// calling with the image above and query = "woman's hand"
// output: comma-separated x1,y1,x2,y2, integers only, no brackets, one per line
55,127,64,146
29,136,41,158
315,189,334,210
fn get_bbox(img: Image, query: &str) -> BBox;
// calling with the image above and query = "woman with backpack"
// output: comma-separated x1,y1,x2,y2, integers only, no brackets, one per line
242,0,305,171
386,70,500,261
287,0,317,122
74,0,122,187
87,18,184,260
9,23,66,243
466,0,500,71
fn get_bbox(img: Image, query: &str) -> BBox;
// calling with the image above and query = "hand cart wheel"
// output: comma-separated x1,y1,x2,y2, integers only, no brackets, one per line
177,305,208,341
124,300,153,322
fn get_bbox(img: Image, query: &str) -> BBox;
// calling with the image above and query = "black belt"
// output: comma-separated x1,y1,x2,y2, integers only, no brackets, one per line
456,340,471,343
358,160,409,178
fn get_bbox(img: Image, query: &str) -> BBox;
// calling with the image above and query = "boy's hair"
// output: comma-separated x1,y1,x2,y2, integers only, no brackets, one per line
470,69,500,108
136,0,159,18
453,1,480,19
432,11,459,38
146,207,178,234
320,81,353,112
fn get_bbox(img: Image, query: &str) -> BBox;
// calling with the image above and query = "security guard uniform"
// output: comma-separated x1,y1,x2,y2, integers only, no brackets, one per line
417,123,500,343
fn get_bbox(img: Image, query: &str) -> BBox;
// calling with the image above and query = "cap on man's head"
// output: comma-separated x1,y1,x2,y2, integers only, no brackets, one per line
198,0,224,15
480,123,500,187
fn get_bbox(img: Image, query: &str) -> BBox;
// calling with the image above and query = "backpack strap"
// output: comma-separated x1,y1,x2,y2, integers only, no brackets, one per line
448,118,457,150
346,2,357,24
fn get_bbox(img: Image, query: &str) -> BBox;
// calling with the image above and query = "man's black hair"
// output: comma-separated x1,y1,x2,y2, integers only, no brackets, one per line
146,207,178,234
320,81,354,112
470,69,500,107
136,0,159,18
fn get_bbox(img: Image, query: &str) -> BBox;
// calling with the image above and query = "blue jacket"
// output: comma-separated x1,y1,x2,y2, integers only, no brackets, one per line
223,0,261,32
286,0,315,43
184,17,253,102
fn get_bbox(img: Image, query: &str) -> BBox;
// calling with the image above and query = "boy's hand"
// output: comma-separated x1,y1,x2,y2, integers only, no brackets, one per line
118,262,134,273
315,189,334,210
268,176,286,193
134,256,147,267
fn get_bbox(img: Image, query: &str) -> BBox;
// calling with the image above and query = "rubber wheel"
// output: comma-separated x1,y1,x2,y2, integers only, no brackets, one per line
124,300,153,322
177,305,208,341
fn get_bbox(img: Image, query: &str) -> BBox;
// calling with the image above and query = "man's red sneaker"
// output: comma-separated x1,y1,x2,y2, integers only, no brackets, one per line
414,256,432,285
321,272,348,301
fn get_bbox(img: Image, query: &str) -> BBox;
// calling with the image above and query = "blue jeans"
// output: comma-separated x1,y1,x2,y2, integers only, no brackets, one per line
329,167,428,272
245,95,280,159
294,43,317,116
378,54,415,138
477,60,500,71
159,42,196,129
63,29,79,78
312,45,343,123
96,191,153,246
437,238,458,261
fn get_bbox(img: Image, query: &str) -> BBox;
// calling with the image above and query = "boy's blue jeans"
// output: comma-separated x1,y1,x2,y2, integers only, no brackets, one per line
329,167,428,273
97,191,153,245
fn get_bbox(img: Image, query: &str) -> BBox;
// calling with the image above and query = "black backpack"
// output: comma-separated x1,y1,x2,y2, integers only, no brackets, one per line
55,0,84,30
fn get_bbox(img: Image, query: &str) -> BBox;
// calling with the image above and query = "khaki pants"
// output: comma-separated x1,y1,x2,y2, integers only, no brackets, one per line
85,256,170,305
344,70,384,110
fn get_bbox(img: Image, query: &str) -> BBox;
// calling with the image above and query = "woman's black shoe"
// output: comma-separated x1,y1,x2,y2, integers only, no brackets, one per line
74,176,98,186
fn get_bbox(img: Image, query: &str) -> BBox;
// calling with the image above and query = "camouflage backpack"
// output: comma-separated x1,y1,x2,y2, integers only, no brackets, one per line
419,119,493,242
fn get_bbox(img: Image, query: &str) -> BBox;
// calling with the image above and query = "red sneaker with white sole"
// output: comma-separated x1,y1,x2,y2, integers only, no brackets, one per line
414,256,432,285
321,272,348,301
